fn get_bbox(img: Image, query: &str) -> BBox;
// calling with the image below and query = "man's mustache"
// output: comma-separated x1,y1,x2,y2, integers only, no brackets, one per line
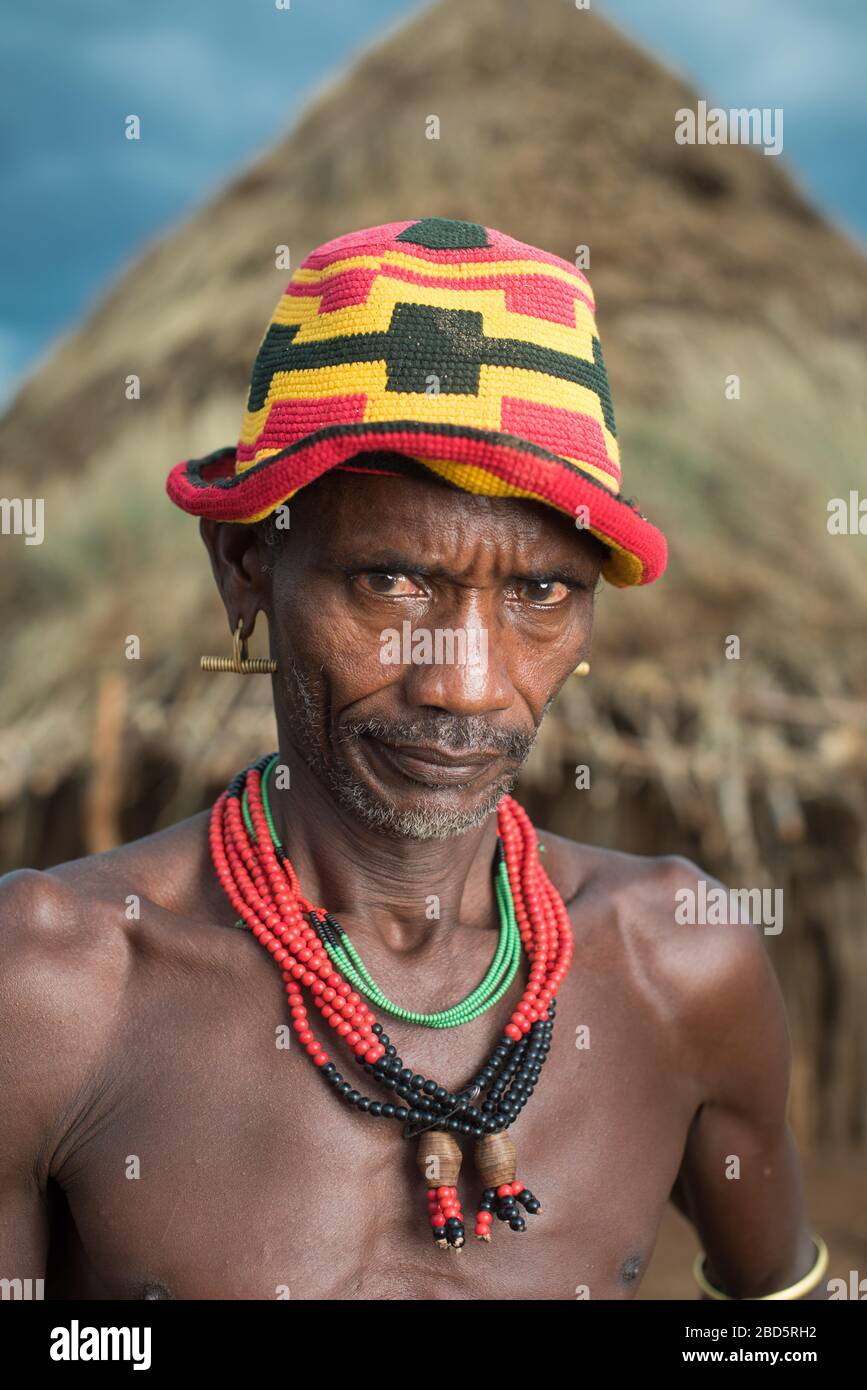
339,713,536,762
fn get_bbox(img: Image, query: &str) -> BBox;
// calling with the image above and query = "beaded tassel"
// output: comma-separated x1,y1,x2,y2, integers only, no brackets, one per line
416,1130,465,1249
474,1133,541,1241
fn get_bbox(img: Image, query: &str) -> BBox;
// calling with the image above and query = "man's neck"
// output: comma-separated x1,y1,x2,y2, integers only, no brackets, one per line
267,748,503,952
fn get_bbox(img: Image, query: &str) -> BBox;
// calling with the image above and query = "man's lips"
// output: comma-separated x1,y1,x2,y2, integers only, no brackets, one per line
361,736,503,786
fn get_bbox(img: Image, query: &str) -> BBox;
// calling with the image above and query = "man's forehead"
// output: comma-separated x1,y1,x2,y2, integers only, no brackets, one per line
295,466,605,571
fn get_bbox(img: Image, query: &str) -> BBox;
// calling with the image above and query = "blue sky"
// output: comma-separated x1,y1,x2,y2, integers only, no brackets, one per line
1,0,865,403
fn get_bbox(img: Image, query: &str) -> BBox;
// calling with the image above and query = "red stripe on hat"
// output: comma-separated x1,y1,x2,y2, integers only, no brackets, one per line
284,265,594,324
499,398,620,484
303,224,593,293
236,394,369,463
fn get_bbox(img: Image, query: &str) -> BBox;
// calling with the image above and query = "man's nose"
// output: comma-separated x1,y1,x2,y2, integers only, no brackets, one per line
398,598,512,717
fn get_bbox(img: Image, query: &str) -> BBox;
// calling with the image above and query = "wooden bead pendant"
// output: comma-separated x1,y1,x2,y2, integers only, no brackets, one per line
416,1129,462,1187
475,1133,517,1189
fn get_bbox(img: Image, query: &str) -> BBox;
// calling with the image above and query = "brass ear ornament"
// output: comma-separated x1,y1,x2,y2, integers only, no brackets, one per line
572,661,590,678
201,618,277,675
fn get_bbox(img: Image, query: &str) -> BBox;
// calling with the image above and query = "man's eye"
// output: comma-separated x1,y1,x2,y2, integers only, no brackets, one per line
513,578,572,604
357,571,422,596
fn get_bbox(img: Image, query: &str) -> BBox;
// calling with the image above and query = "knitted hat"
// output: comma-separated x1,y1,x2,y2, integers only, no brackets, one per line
166,217,667,586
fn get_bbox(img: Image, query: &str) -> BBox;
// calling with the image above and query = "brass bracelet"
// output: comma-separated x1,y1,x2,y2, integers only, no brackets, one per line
693,1235,828,1300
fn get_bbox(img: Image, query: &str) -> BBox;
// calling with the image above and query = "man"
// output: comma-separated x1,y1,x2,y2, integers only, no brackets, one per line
1,218,825,1300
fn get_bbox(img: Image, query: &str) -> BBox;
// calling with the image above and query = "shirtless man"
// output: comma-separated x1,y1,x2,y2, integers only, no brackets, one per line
0,219,825,1300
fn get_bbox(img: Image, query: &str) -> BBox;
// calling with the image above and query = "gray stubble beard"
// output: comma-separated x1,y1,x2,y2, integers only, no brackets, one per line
278,661,542,842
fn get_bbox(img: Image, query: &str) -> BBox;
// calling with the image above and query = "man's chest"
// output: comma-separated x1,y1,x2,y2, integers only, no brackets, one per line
50,925,696,1300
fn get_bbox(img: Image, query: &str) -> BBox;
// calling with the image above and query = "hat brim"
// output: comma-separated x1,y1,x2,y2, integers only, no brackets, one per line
166,422,667,587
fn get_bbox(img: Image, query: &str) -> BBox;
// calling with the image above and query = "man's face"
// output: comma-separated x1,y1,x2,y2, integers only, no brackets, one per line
212,467,606,840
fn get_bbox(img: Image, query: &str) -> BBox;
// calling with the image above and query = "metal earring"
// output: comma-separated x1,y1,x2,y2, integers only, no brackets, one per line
201,618,277,674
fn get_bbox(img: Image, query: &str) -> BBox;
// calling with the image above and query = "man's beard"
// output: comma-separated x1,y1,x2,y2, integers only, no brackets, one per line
279,662,550,842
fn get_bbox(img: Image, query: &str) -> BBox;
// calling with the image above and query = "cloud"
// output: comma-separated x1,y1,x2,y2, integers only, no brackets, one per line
81,26,296,136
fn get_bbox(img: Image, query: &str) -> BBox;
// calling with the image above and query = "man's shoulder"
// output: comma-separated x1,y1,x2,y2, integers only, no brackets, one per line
538,830,779,1078
0,807,213,928
0,862,135,1178
0,812,217,1174
538,826,704,923
0,860,134,1054
0,810,213,1046
0,861,120,971
540,827,768,960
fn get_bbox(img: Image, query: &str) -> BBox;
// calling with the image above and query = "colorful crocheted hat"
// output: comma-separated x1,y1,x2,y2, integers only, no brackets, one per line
166,218,667,586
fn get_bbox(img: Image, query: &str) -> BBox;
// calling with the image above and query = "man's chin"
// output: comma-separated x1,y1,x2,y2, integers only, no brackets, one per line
329,765,518,841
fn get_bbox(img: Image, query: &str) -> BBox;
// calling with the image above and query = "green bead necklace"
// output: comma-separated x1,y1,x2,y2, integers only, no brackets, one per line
239,753,524,1029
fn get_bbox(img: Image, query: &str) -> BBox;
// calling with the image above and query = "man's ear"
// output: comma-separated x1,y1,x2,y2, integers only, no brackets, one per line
199,518,270,636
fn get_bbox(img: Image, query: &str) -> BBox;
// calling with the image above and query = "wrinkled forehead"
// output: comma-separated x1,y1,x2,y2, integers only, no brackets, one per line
273,453,609,573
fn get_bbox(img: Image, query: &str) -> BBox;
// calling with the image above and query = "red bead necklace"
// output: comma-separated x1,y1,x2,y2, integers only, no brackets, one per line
209,755,574,1247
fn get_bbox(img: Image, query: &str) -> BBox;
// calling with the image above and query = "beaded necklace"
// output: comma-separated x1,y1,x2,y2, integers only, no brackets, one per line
244,753,524,1028
211,753,574,1249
